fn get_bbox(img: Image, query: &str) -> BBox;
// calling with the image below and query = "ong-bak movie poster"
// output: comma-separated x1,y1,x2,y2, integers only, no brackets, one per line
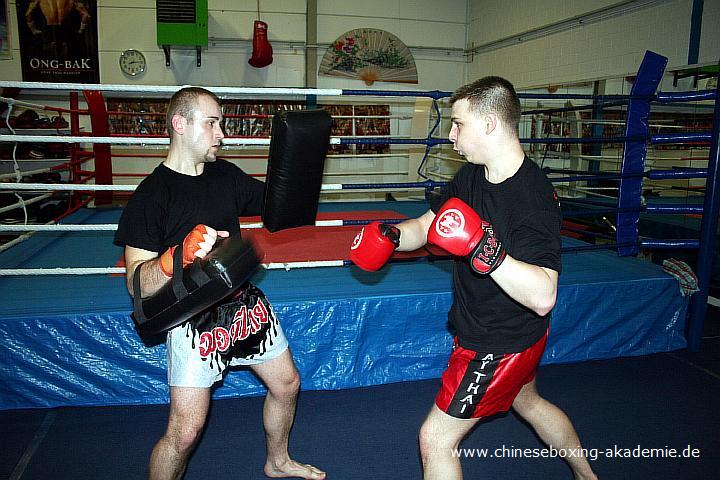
16,0,99,83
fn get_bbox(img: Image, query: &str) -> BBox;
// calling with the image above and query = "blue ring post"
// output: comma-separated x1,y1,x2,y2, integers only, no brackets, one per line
686,76,720,352
616,51,668,256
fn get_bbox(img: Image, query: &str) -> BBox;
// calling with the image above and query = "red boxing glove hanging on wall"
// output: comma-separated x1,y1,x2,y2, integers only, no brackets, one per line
248,20,273,68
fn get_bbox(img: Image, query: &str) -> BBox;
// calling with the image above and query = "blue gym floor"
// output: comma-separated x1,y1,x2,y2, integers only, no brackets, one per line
1,345,719,479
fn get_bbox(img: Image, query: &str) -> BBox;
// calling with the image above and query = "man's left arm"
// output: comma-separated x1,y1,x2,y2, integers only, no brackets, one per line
237,170,266,216
489,260,558,317
428,197,559,316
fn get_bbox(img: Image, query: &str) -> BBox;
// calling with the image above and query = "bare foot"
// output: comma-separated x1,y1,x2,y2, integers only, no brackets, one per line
264,459,326,479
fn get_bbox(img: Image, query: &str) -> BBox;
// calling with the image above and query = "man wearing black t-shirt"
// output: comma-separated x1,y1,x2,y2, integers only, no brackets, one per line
114,87,325,480
349,77,597,479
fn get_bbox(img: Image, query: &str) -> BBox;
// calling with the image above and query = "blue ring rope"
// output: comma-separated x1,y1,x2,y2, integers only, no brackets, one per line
341,89,451,99
339,180,445,190
417,99,444,180
339,133,711,146
337,90,716,103
546,169,707,183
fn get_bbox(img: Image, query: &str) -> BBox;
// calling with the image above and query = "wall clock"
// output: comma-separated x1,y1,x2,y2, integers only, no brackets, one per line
119,49,146,77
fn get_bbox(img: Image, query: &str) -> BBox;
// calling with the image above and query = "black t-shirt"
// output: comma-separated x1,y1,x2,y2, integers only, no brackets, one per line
114,160,265,252
431,157,562,353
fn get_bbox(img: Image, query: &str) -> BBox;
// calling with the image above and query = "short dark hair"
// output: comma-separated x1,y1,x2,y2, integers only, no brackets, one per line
166,87,221,135
450,76,521,131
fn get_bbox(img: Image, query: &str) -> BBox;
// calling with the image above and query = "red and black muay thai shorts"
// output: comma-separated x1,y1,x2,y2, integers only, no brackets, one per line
435,330,548,419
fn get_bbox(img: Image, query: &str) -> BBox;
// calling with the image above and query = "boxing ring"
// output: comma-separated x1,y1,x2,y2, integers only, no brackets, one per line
1,50,718,410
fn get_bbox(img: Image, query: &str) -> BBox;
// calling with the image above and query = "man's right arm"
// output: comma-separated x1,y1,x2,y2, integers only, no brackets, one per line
124,224,227,297
124,246,169,298
348,209,436,271
396,209,436,252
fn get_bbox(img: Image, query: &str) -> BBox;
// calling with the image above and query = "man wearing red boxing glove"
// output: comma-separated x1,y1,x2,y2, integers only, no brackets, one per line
427,196,507,275
357,77,596,480
349,221,401,271
115,87,325,480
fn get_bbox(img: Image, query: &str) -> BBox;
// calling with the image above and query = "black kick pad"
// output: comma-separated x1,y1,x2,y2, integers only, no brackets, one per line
262,109,333,232
131,235,260,341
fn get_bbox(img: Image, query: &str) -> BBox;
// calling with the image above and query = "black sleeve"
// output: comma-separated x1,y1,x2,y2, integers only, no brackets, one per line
113,189,167,252
509,210,562,273
235,168,266,216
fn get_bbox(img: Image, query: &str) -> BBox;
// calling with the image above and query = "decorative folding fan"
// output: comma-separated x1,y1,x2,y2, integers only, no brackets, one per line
319,28,418,86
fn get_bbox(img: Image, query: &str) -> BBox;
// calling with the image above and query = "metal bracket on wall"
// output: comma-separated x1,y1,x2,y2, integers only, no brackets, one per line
161,46,202,67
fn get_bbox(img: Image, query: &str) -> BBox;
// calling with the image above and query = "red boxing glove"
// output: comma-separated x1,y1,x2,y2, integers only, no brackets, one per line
428,197,506,274
248,20,273,68
349,222,400,272
159,224,215,277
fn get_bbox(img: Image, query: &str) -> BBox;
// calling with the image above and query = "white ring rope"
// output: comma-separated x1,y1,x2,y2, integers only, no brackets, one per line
0,267,127,275
263,261,344,270
0,166,56,181
0,231,36,253
1,183,137,191
0,134,343,146
240,219,345,229
0,261,346,276
0,219,351,232
0,193,53,215
0,81,344,96
1,134,167,145
0,224,118,232
3,108,16,135
0,182,424,192
0,96,56,113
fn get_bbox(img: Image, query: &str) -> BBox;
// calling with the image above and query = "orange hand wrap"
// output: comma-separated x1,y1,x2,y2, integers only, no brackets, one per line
159,224,209,277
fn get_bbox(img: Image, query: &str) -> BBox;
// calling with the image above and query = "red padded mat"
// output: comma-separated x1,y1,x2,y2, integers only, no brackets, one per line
241,211,447,264
114,210,448,270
